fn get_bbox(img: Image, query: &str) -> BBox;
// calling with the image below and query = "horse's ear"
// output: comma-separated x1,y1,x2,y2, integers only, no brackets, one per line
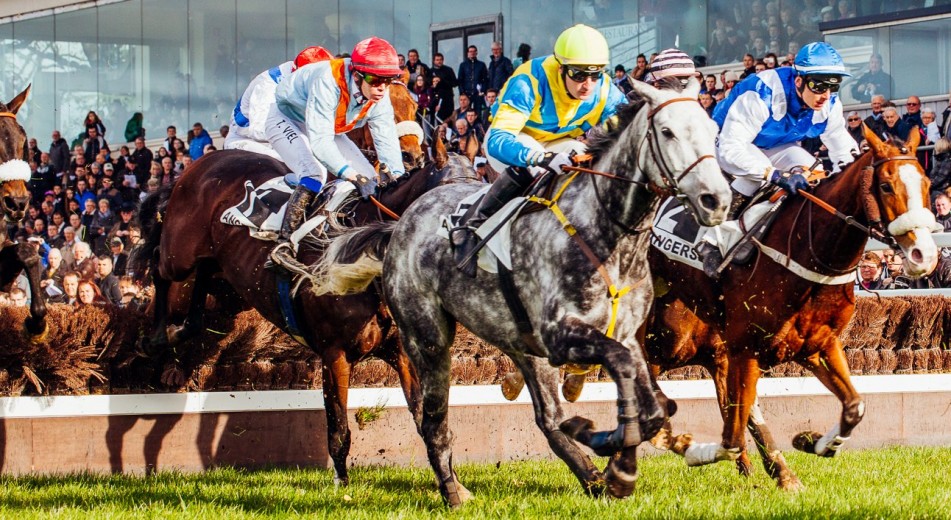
433,129,448,169
682,75,702,99
904,125,921,154
863,123,888,157
627,77,661,105
6,84,31,115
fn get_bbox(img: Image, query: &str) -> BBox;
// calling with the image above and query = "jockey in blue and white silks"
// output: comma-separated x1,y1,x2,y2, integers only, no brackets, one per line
224,47,333,159
268,37,405,269
453,24,623,276
697,42,861,278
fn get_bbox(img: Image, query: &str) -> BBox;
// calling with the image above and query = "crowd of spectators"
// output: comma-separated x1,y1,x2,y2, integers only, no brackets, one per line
6,32,951,307
2,112,224,309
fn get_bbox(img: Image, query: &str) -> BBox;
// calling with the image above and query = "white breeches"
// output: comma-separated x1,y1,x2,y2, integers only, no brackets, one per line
223,122,283,161
724,142,821,197
263,105,375,186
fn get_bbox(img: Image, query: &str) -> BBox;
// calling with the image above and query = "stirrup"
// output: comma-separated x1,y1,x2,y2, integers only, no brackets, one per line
267,241,310,276
697,243,723,280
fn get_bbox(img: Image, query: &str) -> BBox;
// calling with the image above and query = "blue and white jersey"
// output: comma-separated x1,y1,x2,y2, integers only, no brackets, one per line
713,67,858,179
232,61,295,141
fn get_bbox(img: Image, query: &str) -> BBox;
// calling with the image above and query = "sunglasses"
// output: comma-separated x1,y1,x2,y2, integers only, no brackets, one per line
848,117,861,122
805,78,839,94
563,64,604,83
358,71,397,87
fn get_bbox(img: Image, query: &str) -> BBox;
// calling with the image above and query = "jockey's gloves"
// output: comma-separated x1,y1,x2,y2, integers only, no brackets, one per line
769,169,809,195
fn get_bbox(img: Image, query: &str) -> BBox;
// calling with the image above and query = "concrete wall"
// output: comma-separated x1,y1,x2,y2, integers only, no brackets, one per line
2,376,949,475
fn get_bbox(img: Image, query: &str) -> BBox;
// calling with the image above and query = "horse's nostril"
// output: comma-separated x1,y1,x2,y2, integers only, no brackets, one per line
699,194,720,212
911,248,924,264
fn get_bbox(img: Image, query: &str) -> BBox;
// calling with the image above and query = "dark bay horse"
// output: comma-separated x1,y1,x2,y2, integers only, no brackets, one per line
314,78,731,505
0,85,47,340
645,125,938,489
139,139,472,485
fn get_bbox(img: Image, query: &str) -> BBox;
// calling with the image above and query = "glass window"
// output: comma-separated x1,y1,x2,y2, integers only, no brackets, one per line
0,23,13,105
507,0,571,67
393,0,431,61
188,0,237,131
639,0,707,66
288,0,339,56
99,0,144,144
827,28,886,105
339,0,394,53
237,0,288,86
890,19,949,99
143,0,189,140
54,7,101,145
16,14,57,142
433,0,497,26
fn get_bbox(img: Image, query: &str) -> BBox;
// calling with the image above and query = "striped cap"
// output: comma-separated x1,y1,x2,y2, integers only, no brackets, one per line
645,48,695,83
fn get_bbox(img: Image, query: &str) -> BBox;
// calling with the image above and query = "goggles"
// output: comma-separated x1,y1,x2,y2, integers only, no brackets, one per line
804,78,840,94
357,71,398,87
562,64,605,83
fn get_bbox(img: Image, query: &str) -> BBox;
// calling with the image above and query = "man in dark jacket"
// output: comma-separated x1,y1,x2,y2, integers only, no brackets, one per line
458,45,489,112
849,53,892,103
487,42,514,92
130,136,154,187
49,130,71,179
406,49,430,85
431,52,458,123
82,127,108,164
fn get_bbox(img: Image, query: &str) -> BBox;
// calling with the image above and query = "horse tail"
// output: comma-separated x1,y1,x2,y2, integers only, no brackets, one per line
310,221,396,296
130,182,175,283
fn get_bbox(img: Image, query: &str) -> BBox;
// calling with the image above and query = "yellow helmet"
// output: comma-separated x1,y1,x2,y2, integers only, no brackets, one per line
553,24,610,67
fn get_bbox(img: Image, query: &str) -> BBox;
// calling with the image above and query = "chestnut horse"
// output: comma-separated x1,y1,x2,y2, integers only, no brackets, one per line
0,85,47,340
138,139,471,486
348,82,426,171
645,125,938,489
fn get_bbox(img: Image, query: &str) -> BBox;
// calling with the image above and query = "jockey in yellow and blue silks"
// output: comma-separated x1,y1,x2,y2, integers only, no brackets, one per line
453,24,626,276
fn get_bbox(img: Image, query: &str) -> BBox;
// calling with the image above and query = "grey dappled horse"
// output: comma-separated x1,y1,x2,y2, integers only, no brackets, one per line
315,78,731,506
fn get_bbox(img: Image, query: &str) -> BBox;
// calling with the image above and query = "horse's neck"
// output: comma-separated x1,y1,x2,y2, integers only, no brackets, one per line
789,156,872,268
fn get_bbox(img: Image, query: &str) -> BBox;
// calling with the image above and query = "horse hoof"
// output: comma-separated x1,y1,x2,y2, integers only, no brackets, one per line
735,453,754,477
559,416,595,439
648,427,673,451
444,481,472,508
500,371,524,401
778,474,804,492
669,433,693,456
562,373,586,402
604,460,637,499
160,365,186,388
25,321,50,344
792,431,823,454
582,471,606,498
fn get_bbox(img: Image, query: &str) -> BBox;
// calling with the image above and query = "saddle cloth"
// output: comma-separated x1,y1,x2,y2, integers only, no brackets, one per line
437,185,527,274
220,177,355,245
650,196,774,271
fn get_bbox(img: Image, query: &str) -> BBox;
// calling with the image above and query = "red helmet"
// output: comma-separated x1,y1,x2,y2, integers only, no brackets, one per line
294,46,334,70
350,37,400,77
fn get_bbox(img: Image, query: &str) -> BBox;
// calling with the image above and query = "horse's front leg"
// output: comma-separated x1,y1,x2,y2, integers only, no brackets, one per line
321,345,353,486
374,328,422,428
17,243,47,341
794,341,865,458
514,355,605,497
546,316,664,499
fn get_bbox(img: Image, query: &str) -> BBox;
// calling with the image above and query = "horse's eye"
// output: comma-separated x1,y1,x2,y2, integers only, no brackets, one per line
879,182,894,194
661,128,675,139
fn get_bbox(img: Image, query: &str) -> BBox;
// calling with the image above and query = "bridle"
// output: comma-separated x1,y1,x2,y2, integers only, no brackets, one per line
0,112,15,120
563,96,716,232
799,154,918,275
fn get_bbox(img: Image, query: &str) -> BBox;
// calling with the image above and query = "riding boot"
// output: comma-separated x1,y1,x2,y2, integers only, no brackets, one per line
267,184,317,272
452,167,533,277
696,241,723,280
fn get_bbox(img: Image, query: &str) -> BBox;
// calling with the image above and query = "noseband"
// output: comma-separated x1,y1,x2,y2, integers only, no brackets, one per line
641,97,716,208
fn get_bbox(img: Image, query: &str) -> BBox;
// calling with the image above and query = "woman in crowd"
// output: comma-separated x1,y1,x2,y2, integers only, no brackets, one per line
412,74,434,127
84,111,107,138
76,279,107,308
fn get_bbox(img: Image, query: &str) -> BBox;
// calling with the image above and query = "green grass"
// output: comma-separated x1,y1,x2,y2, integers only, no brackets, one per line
1,447,949,519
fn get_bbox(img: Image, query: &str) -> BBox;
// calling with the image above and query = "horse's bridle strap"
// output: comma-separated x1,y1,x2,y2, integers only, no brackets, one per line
646,97,698,119
0,112,15,119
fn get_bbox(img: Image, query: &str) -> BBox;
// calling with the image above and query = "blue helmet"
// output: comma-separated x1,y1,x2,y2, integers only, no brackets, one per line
794,42,851,77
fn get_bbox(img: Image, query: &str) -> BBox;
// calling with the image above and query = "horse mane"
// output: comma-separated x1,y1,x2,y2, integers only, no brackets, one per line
586,78,688,166
130,181,176,283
